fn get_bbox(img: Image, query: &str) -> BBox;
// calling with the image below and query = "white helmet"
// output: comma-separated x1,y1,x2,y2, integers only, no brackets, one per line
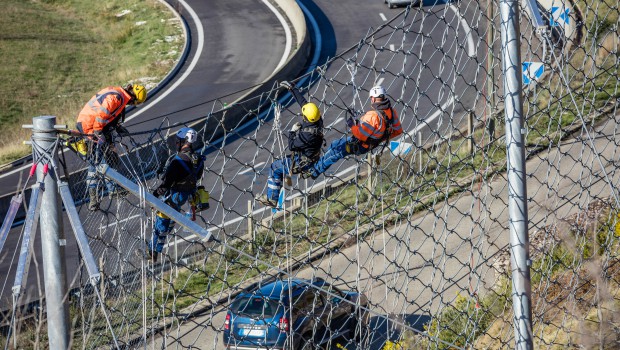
369,85,386,98
176,127,198,144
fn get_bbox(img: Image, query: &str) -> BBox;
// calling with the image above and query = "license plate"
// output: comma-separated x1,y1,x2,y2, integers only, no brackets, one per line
241,329,265,337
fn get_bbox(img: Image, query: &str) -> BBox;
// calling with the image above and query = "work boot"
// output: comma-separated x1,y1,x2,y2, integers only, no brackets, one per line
256,195,278,208
109,186,128,199
284,175,293,187
301,170,319,180
135,247,159,262
88,187,99,211
147,250,159,262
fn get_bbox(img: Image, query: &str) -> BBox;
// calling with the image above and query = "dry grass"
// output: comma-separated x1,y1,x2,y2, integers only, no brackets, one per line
0,0,183,164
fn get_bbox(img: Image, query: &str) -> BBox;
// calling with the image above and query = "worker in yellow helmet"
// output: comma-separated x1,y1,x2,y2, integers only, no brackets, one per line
75,83,147,211
256,81,324,208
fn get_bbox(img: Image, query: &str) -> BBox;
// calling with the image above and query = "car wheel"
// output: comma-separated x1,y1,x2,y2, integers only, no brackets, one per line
388,4,396,9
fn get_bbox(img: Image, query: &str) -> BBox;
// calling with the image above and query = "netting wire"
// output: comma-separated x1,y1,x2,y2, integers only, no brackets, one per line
2,0,620,349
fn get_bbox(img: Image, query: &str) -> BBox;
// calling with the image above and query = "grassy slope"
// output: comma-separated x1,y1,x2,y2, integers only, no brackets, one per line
0,0,183,164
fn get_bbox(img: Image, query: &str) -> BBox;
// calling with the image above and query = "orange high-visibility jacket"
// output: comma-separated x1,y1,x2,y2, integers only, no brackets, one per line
351,107,402,148
76,86,132,134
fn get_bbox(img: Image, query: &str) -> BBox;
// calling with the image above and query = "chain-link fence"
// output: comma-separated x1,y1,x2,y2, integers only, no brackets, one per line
1,0,619,348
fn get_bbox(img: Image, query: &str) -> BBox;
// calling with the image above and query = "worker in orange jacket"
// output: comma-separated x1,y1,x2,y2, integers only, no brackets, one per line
76,83,147,210
308,85,402,179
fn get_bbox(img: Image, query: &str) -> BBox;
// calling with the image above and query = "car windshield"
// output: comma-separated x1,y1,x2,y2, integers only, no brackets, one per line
230,296,279,318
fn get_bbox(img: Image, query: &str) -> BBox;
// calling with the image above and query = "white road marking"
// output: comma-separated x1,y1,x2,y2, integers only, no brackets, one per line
449,4,476,58
376,78,385,86
126,0,204,122
0,0,295,183
260,0,293,71
379,13,387,21
240,162,265,175
99,214,143,229
390,44,395,52
328,117,344,129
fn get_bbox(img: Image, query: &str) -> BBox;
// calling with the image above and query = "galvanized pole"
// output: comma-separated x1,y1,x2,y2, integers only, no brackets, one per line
33,115,70,349
487,0,496,141
499,1,533,349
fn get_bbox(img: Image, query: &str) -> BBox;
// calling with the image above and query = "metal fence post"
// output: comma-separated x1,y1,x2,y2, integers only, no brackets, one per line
468,112,475,155
248,200,254,254
33,115,70,349
499,1,534,349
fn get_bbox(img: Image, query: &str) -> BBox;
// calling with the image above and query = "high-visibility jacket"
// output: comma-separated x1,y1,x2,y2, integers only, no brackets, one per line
351,105,402,148
76,86,132,135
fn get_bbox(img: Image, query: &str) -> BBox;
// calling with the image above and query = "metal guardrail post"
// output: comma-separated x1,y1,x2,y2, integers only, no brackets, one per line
500,1,534,349
468,112,475,154
32,115,70,349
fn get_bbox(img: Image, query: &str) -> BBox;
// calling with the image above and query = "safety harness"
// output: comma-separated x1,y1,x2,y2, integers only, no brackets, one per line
290,125,324,174
367,107,395,152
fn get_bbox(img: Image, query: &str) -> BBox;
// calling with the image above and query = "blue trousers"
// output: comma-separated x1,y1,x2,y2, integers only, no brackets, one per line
150,191,191,253
86,143,117,193
311,137,369,177
267,155,312,201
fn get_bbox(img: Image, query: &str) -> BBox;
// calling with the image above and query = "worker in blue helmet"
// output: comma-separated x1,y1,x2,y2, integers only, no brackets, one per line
142,127,206,262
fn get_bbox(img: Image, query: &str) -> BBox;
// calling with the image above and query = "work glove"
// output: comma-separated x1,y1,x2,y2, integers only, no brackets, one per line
291,122,302,132
280,81,294,90
152,187,167,198
116,125,130,137
93,130,107,146
346,117,357,128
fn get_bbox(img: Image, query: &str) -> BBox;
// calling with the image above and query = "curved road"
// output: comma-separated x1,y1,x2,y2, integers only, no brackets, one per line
0,0,290,306
1,0,483,348
149,0,483,349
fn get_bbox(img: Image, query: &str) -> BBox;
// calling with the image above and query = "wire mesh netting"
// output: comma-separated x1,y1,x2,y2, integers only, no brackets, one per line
1,0,619,348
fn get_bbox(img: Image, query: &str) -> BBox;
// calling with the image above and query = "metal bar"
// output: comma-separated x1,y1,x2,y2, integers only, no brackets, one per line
33,115,70,349
0,194,22,255
58,182,100,283
12,184,44,297
500,1,534,349
101,166,214,242
522,0,546,32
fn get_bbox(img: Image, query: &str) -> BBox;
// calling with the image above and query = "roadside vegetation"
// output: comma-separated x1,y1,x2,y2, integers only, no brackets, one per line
3,0,618,347
90,0,620,345
0,0,183,165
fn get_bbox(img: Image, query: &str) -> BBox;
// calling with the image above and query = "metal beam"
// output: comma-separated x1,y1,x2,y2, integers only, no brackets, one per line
100,165,215,242
523,0,547,32
0,194,22,255
58,182,100,283
12,183,43,298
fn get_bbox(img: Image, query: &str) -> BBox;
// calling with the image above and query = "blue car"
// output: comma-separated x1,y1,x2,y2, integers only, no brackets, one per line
222,278,369,349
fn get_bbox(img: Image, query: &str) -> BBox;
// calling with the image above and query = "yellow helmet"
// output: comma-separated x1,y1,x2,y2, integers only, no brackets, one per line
301,102,321,123
132,84,147,104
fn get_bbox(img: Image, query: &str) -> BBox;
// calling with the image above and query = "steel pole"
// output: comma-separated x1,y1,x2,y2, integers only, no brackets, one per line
499,1,533,349
33,116,70,349
487,0,496,140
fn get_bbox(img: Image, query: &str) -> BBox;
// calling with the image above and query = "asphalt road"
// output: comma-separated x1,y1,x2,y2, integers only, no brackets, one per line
0,0,290,307
147,0,484,348
1,0,482,346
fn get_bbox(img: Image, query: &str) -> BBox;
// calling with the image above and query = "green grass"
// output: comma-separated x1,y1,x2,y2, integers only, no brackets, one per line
0,0,183,164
